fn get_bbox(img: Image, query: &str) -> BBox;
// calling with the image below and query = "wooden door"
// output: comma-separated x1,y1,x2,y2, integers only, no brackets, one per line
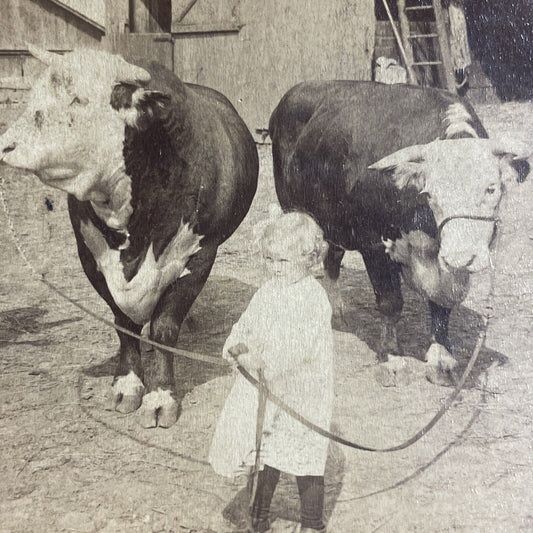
103,0,173,71
169,0,375,137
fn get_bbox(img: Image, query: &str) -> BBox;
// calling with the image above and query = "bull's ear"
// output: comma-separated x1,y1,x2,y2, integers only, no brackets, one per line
509,159,530,183
490,137,532,160
491,137,532,183
369,144,428,191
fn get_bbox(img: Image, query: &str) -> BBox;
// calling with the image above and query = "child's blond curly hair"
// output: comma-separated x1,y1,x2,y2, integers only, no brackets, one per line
260,211,329,265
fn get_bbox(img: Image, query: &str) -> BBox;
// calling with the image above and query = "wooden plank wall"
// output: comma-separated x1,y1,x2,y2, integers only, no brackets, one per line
0,0,104,104
172,0,376,137
104,33,174,72
2,0,377,131
0,0,103,51
131,0,171,33
102,0,173,70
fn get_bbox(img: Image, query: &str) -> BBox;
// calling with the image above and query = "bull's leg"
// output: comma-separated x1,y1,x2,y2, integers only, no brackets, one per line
81,270,145,413
79,271,145,413
70,212,145,413
109,315,144,413
425,301,457,379
139,242,218,428
323,244,346,320
429,300,452,351
360,245,403,360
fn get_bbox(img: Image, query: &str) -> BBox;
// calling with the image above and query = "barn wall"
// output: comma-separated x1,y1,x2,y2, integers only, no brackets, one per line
0,0,103,51
172,0,375,137
0,0,103,106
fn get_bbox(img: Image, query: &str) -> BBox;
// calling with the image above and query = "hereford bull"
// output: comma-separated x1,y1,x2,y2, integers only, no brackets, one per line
270,81,529,380
0,47,258,426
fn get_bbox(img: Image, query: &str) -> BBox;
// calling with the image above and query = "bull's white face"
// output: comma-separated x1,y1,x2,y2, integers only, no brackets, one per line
0,48,150,203
370,138,531,273
423,141,504,272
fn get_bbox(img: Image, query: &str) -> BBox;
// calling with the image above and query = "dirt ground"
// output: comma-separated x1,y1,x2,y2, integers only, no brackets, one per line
1,100,533,533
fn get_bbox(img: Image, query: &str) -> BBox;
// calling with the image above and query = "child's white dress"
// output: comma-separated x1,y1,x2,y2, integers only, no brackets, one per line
209,275,334,477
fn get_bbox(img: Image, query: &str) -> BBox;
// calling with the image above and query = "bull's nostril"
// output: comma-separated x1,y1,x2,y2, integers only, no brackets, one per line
2,142,16,154
465,256,475,268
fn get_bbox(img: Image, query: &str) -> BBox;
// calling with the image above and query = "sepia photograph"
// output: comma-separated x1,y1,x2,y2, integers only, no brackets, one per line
0,1,532,531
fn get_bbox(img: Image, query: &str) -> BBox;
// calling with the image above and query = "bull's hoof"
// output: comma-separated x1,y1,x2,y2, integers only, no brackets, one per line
425,343,458,387
378,339,402,362
374,355,427,387
425,343,457,371
376,350,389,364
107,372,144,413
426,366,457,387
139,389,179,428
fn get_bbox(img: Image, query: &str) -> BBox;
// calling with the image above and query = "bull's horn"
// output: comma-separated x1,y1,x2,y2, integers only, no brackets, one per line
26,43,61,66
369,143,428,170
490,136,533,160
115,58,151,84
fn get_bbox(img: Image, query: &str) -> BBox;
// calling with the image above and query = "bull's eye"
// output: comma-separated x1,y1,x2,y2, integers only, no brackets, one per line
486,185,497,195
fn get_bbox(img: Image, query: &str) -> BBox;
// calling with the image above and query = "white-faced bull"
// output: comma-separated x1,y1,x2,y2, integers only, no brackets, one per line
269,81,530,379
0,47,258,426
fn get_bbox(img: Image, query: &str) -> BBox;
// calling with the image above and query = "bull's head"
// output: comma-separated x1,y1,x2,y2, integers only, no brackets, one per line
369,138,531,273
0,46,165,210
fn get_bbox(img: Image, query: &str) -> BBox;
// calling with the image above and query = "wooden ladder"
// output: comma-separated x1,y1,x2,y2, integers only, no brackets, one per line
397,0,456,91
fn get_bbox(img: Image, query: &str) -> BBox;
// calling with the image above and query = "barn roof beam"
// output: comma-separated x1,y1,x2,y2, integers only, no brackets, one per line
171,22,242,35
34,0,106,33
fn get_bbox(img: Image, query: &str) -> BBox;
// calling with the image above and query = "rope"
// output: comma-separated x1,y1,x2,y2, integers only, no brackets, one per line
0,176,495,453
437,215,499,238
238,315,488,453
41,278,227,367
0,177,41,278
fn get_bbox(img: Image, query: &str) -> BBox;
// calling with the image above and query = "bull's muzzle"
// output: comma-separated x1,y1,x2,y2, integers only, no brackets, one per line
438,215,498,273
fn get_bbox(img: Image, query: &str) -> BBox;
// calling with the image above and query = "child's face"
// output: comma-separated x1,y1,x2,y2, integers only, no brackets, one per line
263,249,311,284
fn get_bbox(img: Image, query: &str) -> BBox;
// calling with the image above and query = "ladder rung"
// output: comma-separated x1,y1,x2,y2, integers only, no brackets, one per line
413,61,443,66
408,33,438,39
405,5,434,10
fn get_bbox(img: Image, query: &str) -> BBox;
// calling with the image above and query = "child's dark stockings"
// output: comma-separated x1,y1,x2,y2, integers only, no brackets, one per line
251,465,325,532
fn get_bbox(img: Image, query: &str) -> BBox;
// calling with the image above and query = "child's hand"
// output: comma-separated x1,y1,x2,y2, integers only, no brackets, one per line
227,343,249,358
237,352,266,373
225,343,249,369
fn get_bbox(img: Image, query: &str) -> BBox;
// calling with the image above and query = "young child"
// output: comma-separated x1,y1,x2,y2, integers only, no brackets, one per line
209,211,334,533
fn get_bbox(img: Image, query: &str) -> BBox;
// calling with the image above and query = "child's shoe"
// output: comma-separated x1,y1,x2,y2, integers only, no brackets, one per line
253,517,271,532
